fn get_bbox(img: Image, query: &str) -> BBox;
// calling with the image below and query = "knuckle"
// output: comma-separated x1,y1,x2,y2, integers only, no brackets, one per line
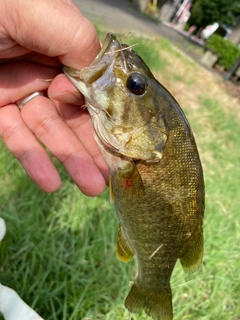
2,123,28,143
70,113,90,132
32,114,62,139
17,147,38,164
61,150,84,166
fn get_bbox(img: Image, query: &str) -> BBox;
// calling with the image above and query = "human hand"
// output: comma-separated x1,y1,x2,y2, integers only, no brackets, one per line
0,0,109,196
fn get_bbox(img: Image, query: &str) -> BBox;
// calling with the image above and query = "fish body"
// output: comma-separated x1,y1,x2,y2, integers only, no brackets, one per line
63,33,204,320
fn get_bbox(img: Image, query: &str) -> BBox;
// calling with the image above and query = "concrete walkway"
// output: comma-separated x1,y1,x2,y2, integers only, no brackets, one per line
74,0,161,37
74,0,203,61
73,0,240,100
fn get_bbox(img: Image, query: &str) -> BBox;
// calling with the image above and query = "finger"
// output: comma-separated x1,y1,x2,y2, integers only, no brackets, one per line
0,52,62,67
0,62,60,106
48,75,109,183
2,0,101,68
56,101,109,183
48,73,85,106
0,104,62,192
20,95,107,196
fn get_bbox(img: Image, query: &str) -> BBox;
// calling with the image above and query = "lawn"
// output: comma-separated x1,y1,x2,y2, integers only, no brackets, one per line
0,30,240,320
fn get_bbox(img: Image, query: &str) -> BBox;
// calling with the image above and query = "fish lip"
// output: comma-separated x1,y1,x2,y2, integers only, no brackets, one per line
91,33,118,66
63,33,120,85
63,33,120,102
81,33,120,85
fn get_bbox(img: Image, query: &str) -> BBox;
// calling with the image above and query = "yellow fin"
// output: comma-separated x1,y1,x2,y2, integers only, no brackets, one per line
125,281,173,320
180,227,203,273
109,175,114,204
116,224,134,262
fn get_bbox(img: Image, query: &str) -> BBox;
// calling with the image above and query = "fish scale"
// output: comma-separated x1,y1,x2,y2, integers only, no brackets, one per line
63,32,204,320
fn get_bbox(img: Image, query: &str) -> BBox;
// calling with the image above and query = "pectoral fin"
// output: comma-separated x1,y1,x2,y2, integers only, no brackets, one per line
116,224,134,262
117,160,145,201
180,227,203,273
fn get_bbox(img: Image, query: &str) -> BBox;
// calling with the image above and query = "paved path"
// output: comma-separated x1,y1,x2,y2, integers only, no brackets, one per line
73,0,240,100
74,0,161,37
73,0,203,61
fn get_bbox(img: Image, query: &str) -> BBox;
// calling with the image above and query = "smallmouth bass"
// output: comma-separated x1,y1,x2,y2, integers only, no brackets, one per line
63,33,204,320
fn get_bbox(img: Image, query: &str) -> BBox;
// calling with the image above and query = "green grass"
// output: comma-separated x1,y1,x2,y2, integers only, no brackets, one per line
127,37,168,72
1,32,240,320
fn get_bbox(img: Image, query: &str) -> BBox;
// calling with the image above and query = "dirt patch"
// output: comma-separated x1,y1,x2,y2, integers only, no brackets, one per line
221,80,240,104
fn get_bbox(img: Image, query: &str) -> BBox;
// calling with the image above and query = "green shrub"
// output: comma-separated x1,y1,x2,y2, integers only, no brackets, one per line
206,34,240,70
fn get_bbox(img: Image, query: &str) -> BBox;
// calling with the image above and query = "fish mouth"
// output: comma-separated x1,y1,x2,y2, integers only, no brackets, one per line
81,33,121,85
63,33,121,92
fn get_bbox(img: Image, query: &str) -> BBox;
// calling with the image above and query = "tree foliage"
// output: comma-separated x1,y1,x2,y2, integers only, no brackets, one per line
188,0,240,28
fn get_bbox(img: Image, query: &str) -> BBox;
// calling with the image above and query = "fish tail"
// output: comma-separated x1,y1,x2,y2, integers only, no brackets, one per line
125,280,173,320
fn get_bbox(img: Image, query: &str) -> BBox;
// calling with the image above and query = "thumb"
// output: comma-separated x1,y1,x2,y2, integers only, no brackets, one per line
1,0,100,69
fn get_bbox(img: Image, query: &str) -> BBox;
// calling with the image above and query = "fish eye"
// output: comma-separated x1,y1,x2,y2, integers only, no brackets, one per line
126,72,148,95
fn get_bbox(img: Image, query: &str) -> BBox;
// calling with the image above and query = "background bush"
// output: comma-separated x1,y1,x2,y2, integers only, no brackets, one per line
206,34,240,70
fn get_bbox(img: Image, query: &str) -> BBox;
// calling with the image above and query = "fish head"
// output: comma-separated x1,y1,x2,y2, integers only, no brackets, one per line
63,33,168,161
